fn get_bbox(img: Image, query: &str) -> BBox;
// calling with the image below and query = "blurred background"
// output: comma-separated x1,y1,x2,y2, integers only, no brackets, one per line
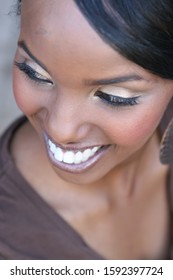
0,0,21,134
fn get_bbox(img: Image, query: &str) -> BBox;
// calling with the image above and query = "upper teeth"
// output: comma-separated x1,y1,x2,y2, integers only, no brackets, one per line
48,139,101,165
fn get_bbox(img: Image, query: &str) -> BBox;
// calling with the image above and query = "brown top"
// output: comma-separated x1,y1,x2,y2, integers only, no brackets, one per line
0,117,103,260
0,101,173,259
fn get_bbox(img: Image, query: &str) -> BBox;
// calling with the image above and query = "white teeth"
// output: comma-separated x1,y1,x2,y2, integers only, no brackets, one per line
54,147,64,162
91,146,99,155
48,139,101,165
74,151,83,164
82,149,92,162
63,151,75,164
50,143,56,154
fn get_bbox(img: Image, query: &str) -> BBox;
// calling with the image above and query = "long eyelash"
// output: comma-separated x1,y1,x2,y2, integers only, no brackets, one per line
14,61,53,85
96,91,139,107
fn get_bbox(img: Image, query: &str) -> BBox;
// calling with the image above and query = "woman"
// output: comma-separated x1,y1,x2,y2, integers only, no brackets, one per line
0,0,173,259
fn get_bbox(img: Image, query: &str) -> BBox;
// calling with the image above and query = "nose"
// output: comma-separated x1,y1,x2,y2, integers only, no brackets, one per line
47,92,91,145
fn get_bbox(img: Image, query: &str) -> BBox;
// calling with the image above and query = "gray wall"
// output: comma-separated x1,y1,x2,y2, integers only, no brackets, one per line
0,0,21,134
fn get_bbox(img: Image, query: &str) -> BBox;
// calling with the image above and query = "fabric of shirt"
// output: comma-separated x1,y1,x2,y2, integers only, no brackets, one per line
0,99,173,259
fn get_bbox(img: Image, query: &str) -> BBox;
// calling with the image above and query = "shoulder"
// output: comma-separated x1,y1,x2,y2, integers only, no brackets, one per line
0,116,28,198
0,116,27,176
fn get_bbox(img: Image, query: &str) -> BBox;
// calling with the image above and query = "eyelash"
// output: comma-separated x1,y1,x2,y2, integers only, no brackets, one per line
14,61,53,85
95,91,139,107
15,61,139,108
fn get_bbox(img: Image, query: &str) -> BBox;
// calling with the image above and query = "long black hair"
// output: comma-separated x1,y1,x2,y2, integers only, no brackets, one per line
74,0,173,79
17,0,173,79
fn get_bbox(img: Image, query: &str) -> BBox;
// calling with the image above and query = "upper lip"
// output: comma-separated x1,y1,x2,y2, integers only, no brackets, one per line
44,132,108,152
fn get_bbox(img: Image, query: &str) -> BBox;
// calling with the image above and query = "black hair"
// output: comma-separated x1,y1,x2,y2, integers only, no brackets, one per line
17,0,173,80
74,0,173,80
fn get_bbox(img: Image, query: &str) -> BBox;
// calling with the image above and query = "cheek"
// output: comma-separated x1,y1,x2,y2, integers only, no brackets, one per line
13,68,45,116
99,106,166,148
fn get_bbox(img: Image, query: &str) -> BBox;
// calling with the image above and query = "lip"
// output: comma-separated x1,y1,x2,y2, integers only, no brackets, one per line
43,133,112,174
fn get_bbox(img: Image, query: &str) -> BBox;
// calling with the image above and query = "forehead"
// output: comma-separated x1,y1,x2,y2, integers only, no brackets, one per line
19,0,150,84
21,0,116,57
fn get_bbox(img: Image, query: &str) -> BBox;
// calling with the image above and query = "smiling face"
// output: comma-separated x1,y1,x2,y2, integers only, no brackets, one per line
13,0,173,185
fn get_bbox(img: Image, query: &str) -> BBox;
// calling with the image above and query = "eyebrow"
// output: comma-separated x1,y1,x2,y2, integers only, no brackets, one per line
18,40,48,72
85,74,143,86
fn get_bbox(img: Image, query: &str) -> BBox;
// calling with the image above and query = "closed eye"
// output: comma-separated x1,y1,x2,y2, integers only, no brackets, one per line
14,61,53,85
95,91,140,107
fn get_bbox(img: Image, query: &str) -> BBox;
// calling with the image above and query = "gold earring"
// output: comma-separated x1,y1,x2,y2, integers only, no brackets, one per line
160,118,173,164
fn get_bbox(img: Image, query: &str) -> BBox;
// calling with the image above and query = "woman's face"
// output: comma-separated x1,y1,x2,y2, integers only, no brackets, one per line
13,0,173,185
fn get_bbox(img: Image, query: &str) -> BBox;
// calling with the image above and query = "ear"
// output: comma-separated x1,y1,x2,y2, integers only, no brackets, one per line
160,118,173,164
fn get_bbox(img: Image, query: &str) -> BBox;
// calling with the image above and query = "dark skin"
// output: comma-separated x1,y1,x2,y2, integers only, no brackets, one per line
11,0,172,259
